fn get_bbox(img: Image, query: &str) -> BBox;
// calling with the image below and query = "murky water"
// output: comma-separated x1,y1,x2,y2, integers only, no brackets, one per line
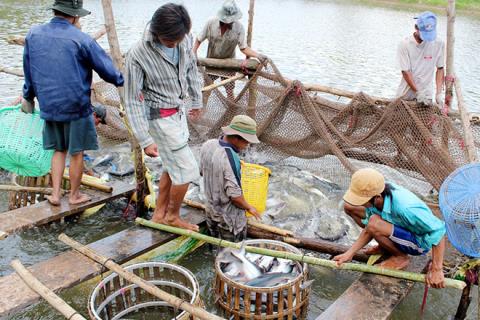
1,0,479,319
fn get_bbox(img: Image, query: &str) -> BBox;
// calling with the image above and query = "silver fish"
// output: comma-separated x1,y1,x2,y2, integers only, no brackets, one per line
218,242,262,282
245,272,295,287
269,258,296,274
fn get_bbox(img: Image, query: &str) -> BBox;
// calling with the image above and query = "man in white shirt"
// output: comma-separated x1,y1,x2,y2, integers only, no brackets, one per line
396,11,445,109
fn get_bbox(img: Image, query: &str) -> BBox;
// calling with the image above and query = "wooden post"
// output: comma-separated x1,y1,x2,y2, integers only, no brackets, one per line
100,0,148,216
58,234,225,320
246,0,255,47
455,283,472,320
445,0,456,113
11,260,86,320
454,76,477,162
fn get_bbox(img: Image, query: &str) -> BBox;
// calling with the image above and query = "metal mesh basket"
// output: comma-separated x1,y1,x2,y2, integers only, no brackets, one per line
89,262,202,320
439,163,480,257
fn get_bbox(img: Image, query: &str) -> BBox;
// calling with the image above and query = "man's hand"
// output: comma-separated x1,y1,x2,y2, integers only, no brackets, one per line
333,252,353,267
144,143,159,157
247,205,261,220
435,92,443,106
188,108,202,121
416,91,430,104
21,98,34,114
426,266,445,289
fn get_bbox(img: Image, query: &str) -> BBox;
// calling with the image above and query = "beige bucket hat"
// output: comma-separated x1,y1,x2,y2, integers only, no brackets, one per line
222,115,260,144
217,0,243,24
343,168,385,206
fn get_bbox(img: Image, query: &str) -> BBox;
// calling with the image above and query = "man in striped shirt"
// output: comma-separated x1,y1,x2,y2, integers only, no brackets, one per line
124,3,202,231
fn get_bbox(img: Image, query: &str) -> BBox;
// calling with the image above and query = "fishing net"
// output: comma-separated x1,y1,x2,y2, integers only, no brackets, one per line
90,59,476,194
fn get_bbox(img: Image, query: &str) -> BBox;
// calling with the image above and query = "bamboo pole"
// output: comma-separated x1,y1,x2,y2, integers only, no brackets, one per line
136,219,467,290
100,0,148,216
58,234,225,320
454,76,477,162
0,184,66,195
11,259,86,320
445,0,456,113
246,0,255,47
0,65,23,77
202,74,245,92
63,174,113,193
6,27,106,47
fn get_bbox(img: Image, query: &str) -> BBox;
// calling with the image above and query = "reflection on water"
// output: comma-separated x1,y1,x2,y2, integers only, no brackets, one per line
1,0,479,319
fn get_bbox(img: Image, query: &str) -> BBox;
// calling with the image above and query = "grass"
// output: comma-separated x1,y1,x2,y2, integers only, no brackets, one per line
352,0,480,13
397,0,480,10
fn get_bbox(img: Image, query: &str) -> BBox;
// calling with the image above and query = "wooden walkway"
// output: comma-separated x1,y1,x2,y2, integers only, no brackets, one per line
0,208,205,317
0,181,135,238
316,256,428,320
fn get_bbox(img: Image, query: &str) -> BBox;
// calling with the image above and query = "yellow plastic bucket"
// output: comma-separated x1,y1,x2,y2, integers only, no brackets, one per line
241,162,271,216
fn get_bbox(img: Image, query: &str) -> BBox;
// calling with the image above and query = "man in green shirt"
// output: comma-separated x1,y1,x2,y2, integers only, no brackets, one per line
334,168,446,288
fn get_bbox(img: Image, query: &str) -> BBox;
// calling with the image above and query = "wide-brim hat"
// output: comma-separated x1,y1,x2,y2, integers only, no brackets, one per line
217,0,243,24
221,115,260,144
415,11,437,42
49,0,91,17
343,168,385,206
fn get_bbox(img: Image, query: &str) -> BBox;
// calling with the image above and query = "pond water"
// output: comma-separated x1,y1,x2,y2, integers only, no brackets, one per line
0,0,479,319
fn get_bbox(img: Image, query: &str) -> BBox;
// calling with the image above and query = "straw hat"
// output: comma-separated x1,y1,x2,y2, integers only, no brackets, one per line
222,115,260,144
49,0,90,17
343,168,385,206
217,0,243,24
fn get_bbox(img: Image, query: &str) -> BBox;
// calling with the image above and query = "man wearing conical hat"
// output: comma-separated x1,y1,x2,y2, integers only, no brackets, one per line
21,0,124,206
193,0,268,102
200,115,261,242
333,168,446,288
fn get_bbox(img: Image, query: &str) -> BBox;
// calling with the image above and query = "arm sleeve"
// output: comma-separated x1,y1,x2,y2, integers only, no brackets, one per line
86,40,124,87
124,54,154,149
22,35,35,101
404,206,446,246
196,20,210,42
221,156,243,198
238,24,248,50
436,41,446,68
397,41,410,72
185,35,203,109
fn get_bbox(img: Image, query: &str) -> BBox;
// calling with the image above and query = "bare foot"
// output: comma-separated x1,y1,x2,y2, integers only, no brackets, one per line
166,217,199,232
69,193,91,205
378,255,410,270
365,245,384,255
46,195,61,206
151,214,167,224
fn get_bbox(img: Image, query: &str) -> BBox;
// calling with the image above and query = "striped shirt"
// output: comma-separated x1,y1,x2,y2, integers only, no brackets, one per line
124,31,202,149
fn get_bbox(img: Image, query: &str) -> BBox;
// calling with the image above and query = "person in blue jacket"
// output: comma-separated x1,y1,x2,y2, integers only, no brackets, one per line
21,0,124,206
334,168,447,288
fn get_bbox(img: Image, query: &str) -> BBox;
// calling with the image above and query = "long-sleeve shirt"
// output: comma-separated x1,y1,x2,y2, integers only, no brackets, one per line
23,17,124,122
362,183,446,250
124,31,202,149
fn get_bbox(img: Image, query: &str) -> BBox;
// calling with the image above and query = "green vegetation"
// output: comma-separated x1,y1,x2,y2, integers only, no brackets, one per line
352,0,480,13
396,0,480,10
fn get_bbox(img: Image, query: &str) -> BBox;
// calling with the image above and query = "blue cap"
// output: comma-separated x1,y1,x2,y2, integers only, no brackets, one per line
415,11,437,42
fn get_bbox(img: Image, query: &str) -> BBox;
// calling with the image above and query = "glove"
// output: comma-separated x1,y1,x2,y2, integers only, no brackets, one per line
21,98,34,114
257,53,269,63
435,92,444,106
415,91,430,105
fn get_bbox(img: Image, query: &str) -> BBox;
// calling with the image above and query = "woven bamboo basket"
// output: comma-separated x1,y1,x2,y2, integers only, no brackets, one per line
214,239,310,320
89,262,203,320
8,174,70,210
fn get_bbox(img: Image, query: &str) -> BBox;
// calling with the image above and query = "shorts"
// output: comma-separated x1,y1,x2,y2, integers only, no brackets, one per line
43,115,98,155
149,110,199,185
389,225,428,256
206,218,247,243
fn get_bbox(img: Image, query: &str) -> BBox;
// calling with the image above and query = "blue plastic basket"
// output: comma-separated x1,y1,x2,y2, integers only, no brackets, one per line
439,163,480,258
0,105,53,177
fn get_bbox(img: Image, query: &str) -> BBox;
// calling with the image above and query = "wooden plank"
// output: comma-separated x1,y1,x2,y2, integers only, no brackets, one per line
315,256,428,320
0,209,204,317
0,182,135,238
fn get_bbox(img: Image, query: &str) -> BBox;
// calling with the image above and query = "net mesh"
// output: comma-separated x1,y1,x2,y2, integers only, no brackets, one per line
90,59,477,194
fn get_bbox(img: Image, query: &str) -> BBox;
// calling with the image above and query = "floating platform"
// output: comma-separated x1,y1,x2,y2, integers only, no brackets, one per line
0,208,204,317
0,181,135,239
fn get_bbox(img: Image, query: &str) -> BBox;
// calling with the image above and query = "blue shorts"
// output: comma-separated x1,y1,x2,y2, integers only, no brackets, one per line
389,225,428,256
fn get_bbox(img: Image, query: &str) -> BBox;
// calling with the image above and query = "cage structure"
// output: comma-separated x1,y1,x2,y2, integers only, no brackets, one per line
89,262,202,320
439,163,480,258
214,239,310,320
8,174,71,210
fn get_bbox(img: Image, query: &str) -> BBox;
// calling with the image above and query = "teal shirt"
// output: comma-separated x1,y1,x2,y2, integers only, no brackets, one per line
362,183,446,250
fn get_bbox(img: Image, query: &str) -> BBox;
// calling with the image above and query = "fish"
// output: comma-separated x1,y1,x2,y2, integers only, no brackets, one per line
218,242,262,282
315,215,349,241
91,154,114,167
245,272,296,287
268,258,297,274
